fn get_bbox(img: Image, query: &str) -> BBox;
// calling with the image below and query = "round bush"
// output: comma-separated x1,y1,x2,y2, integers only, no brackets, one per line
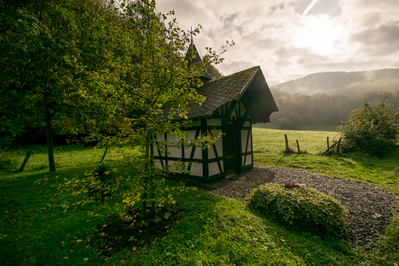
340,100,399,156
249,183,348,235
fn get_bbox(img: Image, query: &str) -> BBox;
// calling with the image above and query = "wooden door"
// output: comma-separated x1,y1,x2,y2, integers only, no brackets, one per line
224,123,238,175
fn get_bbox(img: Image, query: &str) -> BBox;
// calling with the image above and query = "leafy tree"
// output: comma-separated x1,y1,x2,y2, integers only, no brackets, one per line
340,99,399,156
0,0,124,170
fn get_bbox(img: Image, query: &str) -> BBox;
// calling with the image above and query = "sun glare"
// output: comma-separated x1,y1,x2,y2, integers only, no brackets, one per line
294,15,341,55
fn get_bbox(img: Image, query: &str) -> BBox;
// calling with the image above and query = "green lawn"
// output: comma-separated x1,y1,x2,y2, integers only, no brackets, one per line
253,128,399,195
0,131,398,265
253,123,340,132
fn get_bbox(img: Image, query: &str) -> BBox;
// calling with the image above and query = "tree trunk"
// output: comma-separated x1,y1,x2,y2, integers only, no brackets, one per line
45,106,56,172
150,141,157,218
19,152,32,172
100,147,109,163
141,134,150,218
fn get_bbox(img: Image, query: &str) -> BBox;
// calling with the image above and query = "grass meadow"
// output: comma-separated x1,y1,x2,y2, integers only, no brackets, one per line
0,127,398,265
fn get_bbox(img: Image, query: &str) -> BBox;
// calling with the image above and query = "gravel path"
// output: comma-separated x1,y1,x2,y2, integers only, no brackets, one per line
197,165,398,245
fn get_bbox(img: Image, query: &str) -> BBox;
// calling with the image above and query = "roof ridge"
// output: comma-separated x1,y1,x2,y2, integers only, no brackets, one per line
237,66,260,101
206,65,259,84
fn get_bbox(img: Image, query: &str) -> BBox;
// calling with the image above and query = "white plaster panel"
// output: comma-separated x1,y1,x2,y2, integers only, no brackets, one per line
193,146,202,159
208,129,223,159
166,133,180,158
247,133,252,152
155,134,165,156
216,136,223,157
169,146,181,158
207,118,222,126
208,145,215,159
231,109,237,119
244,121,251,127
156,134,163,141
242,154,252,166
240,102,246,117
189,119,201,127
168,161,181,174
184,130,197,159
184,146,192,159
155,160,168,170
155,159,162,169
184,130,197,139
167,133,177,142
190,163,203,177
241,130,248,153
209,162,220,176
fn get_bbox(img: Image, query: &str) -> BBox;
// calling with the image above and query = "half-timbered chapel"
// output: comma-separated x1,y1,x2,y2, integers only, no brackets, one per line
154,41,278,182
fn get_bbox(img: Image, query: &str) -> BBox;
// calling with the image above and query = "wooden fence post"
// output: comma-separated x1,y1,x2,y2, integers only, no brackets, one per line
327,137,329,149
284,134,289,152
296,140,300,154
337,138,341,153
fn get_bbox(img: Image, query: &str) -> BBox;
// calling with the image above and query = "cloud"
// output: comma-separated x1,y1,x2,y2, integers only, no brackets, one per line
351,23,399,57
156,0,399,86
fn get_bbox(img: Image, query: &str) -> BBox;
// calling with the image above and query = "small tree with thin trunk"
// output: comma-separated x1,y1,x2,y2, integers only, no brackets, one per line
84,0,232,218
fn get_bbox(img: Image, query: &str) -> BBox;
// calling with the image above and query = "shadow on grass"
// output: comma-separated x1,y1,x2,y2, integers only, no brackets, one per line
0,163,134,265
89,202,188,258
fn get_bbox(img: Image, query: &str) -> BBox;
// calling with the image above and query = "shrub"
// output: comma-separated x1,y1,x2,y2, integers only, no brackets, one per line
340,99,399,156
248,183,348,235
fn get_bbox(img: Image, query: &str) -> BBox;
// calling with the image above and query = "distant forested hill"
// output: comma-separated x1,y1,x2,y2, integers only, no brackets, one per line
268,69,399,130
271,69,399,97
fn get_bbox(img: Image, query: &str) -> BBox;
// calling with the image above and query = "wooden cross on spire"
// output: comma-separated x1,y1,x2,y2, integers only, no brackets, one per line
189,26,194,45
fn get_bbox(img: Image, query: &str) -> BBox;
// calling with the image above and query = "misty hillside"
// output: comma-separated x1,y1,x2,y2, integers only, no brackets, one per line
271,69,399,96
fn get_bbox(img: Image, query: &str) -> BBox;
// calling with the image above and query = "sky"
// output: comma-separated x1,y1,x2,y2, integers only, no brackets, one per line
156,0,399,86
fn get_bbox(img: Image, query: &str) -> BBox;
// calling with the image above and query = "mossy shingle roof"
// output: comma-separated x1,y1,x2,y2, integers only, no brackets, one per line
187,66,259,118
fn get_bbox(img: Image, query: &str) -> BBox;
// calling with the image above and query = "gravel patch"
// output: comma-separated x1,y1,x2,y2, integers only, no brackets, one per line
197,165,398,245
